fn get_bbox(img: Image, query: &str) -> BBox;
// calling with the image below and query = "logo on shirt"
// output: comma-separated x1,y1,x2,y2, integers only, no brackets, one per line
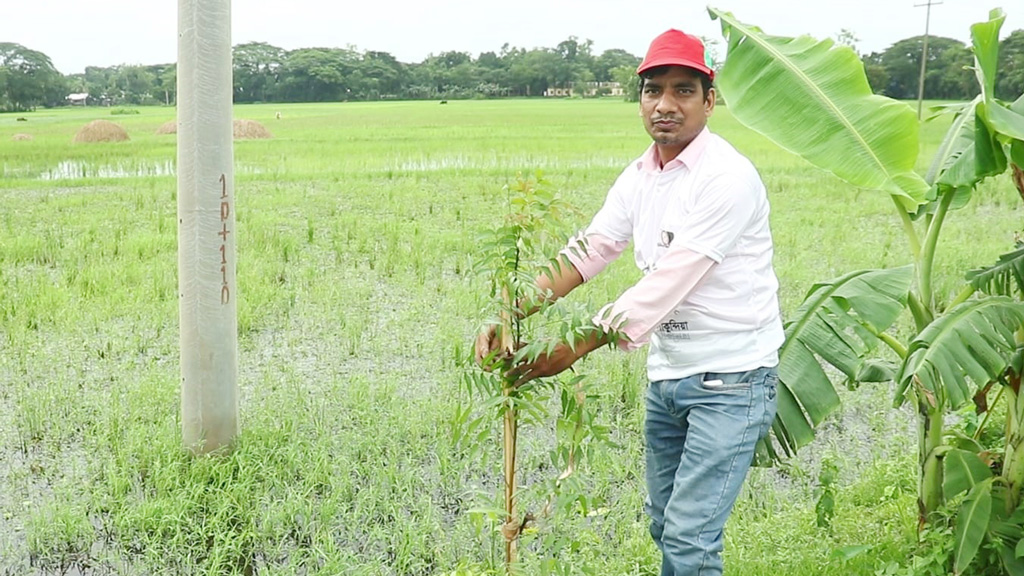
658,230,675,248
658,319,690,339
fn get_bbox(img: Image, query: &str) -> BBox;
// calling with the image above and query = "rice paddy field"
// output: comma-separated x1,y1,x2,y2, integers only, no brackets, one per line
0,99,1021,575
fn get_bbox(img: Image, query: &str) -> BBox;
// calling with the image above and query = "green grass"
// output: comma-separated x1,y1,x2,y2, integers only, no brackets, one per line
0,99,1020,574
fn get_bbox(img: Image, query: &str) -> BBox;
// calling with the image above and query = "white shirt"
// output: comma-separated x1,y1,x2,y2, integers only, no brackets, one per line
567,127,784,381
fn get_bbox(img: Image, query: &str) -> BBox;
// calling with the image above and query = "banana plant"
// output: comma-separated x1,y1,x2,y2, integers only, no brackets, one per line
709,6,1024,572
938,246,1024,575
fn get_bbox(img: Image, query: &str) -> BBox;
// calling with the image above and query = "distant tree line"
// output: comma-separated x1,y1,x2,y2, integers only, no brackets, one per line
1,32,1023,112
861,32,1024,100
227,38,641,103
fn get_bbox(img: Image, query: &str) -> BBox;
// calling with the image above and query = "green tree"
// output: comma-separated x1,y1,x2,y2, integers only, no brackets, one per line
416,50,482,97
555,36,596,86
276,47,358,102
153,64,176,105
592,48,640,82
930,42,977,100
111,65,155,105
476,50,508,89
862,53,890,94
233,42,286,103
610,65,639,102
64,72,86,95
878,35,972,99
81,65,115,103
497,44,528,96
357,50,405,99
997,29,1024,101
0,66,7,110
0,43,65,111
508,49,561,96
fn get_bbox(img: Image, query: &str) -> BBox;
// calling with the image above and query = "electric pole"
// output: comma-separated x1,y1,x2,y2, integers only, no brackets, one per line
178,0,238,455
915,0,942,120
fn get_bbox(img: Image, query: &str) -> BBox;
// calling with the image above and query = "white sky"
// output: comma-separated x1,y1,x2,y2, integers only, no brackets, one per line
3,0,1021,74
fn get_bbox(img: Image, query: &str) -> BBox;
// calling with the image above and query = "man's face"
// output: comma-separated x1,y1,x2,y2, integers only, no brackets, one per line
640,66,715,161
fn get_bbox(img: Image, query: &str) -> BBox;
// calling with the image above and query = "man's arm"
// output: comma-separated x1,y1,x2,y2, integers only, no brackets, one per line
522,257,584,314
474,258,584,367
474,234,627,367
594,246,717,350
527,232,631,313
506,328,612,386
509,246,717,385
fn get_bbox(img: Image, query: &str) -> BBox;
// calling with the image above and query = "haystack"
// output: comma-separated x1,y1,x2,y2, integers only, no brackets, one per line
12,133,33,141
156,121,177,135
233,119,272,140
73,120,130,143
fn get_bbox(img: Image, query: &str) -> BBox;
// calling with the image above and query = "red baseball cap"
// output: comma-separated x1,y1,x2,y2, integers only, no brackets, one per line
637,29,714,80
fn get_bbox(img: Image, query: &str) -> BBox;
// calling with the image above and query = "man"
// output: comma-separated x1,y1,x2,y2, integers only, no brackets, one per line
475,29,783,576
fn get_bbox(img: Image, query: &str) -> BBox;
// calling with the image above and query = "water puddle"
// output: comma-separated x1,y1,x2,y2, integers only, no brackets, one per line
40,160,177,180
390,154,625,172
1,161,264,180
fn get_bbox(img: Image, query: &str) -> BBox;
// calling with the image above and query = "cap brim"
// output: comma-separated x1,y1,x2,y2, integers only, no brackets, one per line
637,58,714,79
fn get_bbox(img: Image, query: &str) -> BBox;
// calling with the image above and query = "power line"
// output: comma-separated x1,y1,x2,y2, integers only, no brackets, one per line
915,0,943,120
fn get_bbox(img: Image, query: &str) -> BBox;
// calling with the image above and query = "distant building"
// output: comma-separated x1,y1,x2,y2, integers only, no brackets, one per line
543,81,624,98
67,93,89,106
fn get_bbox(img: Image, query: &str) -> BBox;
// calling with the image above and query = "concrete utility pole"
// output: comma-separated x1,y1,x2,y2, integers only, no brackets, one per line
178,0,238,454
915,0,943,120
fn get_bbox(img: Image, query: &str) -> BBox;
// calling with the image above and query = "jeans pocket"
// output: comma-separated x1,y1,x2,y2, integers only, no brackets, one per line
765,372,778,401
699,369,756,392
760,371,779,439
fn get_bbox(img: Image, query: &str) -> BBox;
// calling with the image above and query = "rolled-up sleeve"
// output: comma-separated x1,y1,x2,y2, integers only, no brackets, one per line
594,246,717,351
559,233,628,282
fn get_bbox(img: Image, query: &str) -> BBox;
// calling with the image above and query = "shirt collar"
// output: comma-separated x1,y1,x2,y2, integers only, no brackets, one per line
636,126,711,174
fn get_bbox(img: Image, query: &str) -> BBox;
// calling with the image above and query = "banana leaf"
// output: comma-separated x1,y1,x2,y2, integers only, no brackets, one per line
919,9,1020,215
986,102,1024,142
971,9,1004,101
943,448,995,500
708,7,928,211
896,297,1024,408
923,98,1007,204
990,486,1024,575
954,479,993,575
1012,140,1024,170
967,243,1024,298
769,266,913,457
999,544,1024,576
970,10,1024,166
926,97,983,189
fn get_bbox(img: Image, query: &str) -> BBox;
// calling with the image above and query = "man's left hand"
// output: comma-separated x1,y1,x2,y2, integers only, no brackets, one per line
507,343,582,387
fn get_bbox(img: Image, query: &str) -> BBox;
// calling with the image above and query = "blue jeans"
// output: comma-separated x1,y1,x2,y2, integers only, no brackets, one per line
645,366,778,576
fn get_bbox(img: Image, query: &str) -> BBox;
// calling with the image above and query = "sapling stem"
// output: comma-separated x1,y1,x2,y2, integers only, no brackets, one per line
500,285,518,571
